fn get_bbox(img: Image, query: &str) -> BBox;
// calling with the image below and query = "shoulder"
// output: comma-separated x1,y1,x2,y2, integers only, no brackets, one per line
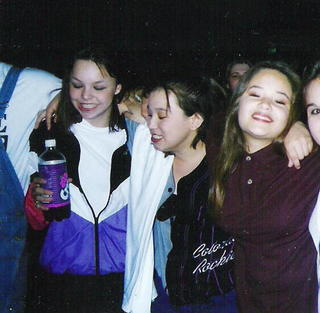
0,62,14,85
268,149,320,194
19,67,61,89
125,118,140,136
0,62,11,78
125,118,142,153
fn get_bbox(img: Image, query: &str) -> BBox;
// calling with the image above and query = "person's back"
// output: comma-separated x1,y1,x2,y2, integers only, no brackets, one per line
0,62,60,313
0,62,61,193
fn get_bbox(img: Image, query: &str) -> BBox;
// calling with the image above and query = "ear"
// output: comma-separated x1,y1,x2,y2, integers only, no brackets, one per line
190,113,204,131
114,83,122,95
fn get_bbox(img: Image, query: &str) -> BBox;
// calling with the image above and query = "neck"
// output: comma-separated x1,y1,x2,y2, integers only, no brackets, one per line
175,141,205,161
83,116,110,128
244,137,272,154
173,141,206,184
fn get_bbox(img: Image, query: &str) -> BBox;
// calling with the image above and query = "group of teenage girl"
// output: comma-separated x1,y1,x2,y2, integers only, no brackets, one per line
26,47,320,313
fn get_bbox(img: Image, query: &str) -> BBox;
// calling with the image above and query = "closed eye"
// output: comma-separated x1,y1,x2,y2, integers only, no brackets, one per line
94,86,107,91
231,74,240,79
248,92,260,98
71,82,82,89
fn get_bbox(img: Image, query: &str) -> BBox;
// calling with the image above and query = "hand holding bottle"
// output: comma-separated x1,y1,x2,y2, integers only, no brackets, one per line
37,139,71,221
32,176,53,211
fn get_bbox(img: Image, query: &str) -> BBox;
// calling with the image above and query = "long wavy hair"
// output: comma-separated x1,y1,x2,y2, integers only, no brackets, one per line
211,61,302,210
57,48,124,132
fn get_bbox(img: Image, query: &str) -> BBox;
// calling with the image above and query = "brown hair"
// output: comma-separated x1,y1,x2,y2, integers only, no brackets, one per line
58,47,124,132
211,60,301,211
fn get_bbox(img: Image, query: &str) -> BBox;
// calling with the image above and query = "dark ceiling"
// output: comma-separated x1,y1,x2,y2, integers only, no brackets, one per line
1,0,319,79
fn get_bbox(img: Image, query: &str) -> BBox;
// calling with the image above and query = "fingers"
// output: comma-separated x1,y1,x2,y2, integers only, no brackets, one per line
288,155,301,170
34,109,47,129
32,185,53,201
31,179,53,211
296,137,313,157
34,199,48,211
46,113,52,130
287,140,311,169
46,112,57,131
295,144,307,160
32,176,46,184
34,110,58,130
285,136,313,170
294,138,313,159
307,137,314,155
45,93,60,130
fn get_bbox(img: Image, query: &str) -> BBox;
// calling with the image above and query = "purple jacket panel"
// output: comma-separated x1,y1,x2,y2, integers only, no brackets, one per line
40,206,127,275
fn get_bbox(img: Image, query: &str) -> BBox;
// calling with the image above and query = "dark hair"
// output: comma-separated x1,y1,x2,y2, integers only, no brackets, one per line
145,76,226,149
302,60,320,124
212,60,301,209
303,60,320,86
57,48,124,131
225,59,252,82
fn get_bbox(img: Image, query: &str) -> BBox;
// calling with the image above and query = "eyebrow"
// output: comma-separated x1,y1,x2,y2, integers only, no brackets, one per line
248,85,291,100
147,105,167,112
70,77,106,84
231,70,246,74
277,91,290,101
306,103,320,109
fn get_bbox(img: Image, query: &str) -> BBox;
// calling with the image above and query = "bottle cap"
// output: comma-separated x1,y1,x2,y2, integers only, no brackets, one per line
45,139,56,148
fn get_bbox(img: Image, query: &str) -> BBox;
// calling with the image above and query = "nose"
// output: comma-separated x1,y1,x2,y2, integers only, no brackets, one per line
81,87,92,100
147,114,158,130
259,96,272,110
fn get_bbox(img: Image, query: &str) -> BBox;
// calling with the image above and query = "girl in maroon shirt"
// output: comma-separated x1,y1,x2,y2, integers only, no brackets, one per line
211,61,320,313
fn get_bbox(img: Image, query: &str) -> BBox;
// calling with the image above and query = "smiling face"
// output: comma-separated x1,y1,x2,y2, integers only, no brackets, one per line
305,78,320,145
69,59,121,127
238,68,292,152
146,88,202,155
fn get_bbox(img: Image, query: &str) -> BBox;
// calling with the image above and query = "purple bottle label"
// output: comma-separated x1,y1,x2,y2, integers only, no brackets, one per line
39,163,70,209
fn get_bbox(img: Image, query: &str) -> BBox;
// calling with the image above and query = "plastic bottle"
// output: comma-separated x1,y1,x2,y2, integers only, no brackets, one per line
38,139,70,221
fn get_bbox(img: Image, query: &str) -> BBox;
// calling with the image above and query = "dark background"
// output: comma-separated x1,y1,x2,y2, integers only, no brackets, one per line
1,0,320,85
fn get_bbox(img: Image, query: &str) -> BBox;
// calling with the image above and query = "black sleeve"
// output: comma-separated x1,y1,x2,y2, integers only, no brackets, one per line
29,121,52,155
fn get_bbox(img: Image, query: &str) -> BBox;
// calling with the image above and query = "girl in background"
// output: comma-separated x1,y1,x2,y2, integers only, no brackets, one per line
225,59,252,93
118,87,146,124
212,61,320,313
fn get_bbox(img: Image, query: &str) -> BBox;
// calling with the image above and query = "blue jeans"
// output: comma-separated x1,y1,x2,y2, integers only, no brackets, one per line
0,141,26,312
152,290,237,313
151,273,238,313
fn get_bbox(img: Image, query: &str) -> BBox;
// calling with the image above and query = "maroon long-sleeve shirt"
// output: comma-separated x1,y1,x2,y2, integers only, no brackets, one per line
218,144,320,313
